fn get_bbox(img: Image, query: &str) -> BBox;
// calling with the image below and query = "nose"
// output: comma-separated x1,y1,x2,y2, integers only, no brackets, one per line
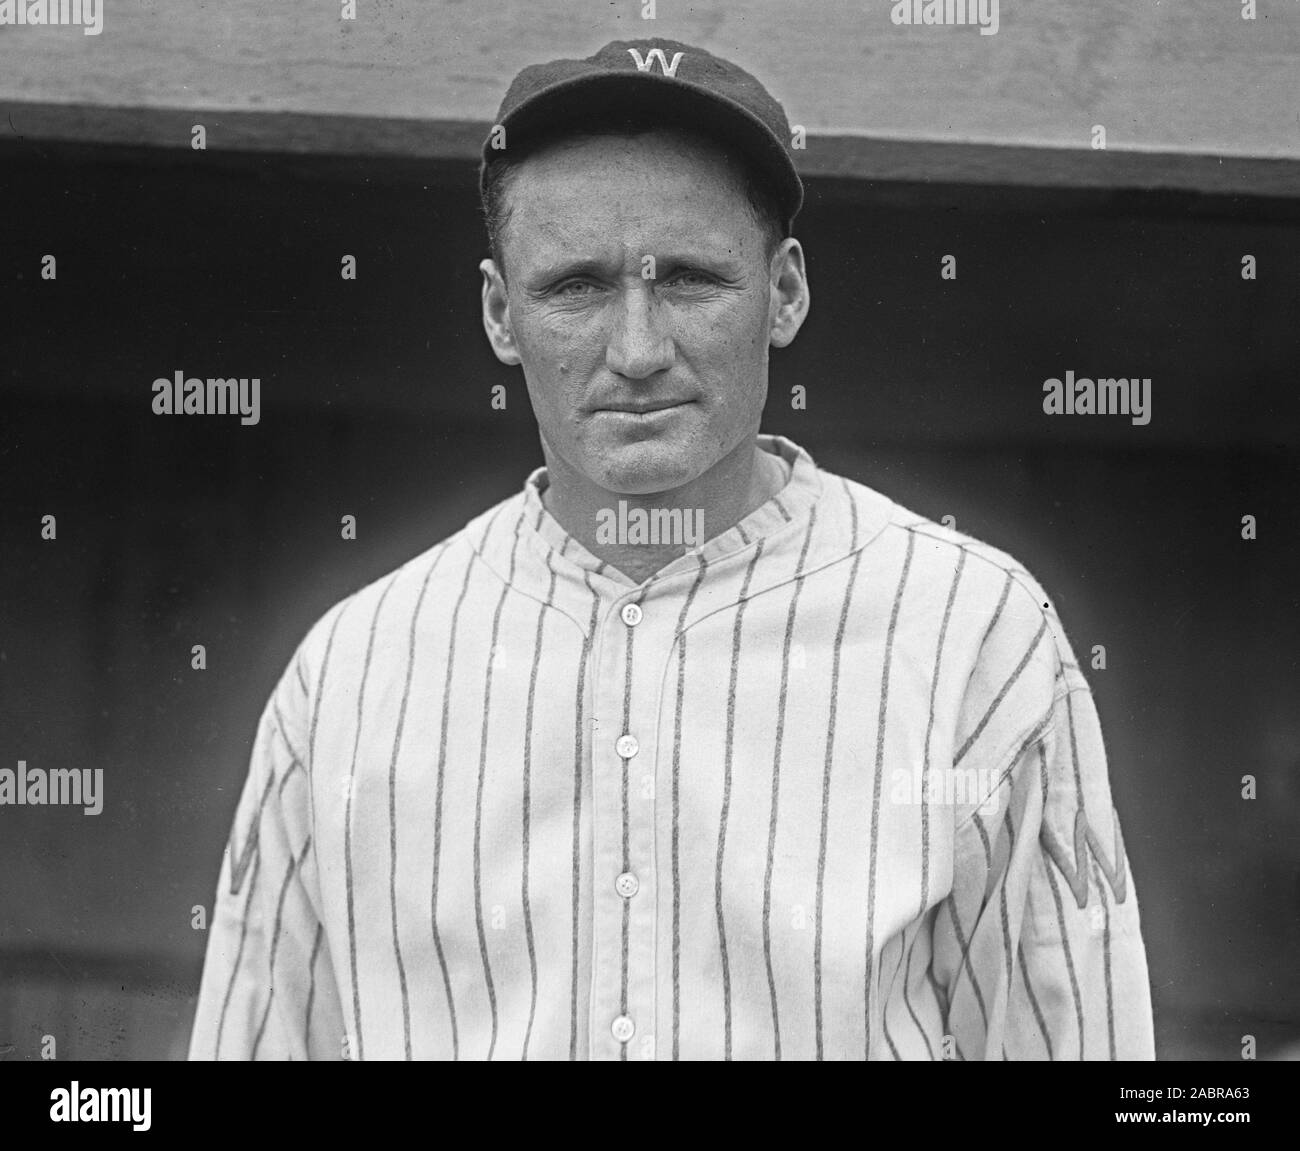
605,284,675,380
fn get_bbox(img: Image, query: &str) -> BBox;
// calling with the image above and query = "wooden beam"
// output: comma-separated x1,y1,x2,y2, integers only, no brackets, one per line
0,0,1294,162
0,101,486,162
5,100,1298,198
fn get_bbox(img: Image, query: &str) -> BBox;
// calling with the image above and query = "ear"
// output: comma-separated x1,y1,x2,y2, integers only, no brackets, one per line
767,238,810,349
480,258,521,366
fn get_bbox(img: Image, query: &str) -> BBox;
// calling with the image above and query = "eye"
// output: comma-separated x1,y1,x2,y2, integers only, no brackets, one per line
553,279,597,298
663,269,714,288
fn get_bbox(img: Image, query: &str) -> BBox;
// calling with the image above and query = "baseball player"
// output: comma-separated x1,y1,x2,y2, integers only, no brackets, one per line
189,38,1154,1060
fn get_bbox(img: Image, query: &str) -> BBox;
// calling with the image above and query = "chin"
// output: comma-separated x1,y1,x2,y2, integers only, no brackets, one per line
585,440,706,496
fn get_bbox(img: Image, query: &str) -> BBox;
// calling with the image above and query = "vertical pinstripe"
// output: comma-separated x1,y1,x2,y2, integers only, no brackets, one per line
865,530,915,1057
1020,733,1057,1060
431,538,481,1060
213,760,279,1056
881,936,907,1058
715,541,766,1060
1038,741,1086,1056
972,812,993,871
918,544,967,915
304,922,324,1044
974,572,1013,675
901,928,936,1059
1040,854,1086,1058
306,603,349,770
998,807,1018,989
387,546,449,1060
571,568,599,1059
762,510,817,1059
813,480,860,1059
251,834,313,1059
670,555,709,1060
1018,938,1054,1058
1065,689,1086,808
307,601,351,859
214,851,261,1060
342,571,401,1060
473,511,525,1059
519,549,557,1059
1094,856,1117,1059
1064,675,1119,1057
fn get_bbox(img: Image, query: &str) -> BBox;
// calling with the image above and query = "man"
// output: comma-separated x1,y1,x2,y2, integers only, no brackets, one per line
190,38,1154,1060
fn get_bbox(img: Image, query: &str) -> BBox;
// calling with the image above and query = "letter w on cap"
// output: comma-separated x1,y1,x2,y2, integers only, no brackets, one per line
627,47,684,77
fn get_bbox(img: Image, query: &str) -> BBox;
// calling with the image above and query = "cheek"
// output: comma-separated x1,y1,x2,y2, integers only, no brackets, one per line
516,311,605,373
686,296,770,383
512,322,600,430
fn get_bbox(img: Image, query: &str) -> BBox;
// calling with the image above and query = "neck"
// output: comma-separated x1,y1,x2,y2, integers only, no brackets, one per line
540,437,786,585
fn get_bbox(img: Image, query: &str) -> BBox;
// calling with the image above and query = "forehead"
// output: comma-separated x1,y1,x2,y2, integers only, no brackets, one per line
501,130,760,259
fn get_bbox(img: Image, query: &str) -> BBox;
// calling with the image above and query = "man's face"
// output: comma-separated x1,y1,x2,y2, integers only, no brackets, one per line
481,130,804,496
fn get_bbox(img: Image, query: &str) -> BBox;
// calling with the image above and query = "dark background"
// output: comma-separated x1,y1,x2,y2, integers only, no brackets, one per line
1,140,1297,1060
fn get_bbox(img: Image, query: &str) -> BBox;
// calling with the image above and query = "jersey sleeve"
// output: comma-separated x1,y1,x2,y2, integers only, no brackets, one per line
931,581,1154,1061
188,641,347,1060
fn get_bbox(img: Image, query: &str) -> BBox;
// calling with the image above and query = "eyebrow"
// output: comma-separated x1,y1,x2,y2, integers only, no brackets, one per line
524,257,615,288
525,248,746,288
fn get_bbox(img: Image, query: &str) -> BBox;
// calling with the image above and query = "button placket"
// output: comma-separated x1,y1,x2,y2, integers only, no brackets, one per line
593,592,662,1059
621,596,661,1061
588,594,628,1059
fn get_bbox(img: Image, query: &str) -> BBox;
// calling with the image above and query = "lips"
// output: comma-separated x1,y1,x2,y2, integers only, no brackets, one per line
594,399,693,415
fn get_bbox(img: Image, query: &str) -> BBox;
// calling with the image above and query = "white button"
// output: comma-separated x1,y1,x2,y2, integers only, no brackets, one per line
616,734,639,759
621,603,643,626
611,1015,636,1043
615,872,640,898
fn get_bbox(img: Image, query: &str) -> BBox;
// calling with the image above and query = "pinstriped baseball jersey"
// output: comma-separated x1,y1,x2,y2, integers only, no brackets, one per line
189,433,1154,1061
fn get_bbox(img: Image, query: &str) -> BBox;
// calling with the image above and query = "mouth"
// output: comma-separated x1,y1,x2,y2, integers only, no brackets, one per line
593,400,694,416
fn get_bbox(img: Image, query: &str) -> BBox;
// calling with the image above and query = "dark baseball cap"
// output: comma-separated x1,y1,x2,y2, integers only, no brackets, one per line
480,38,804,230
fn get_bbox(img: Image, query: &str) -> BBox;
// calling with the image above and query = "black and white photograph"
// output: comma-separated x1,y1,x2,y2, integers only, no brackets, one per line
1,0,1297,1109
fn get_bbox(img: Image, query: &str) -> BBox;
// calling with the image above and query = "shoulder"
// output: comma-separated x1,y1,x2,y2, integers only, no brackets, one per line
292,488,527,682
829,472,1081,686
863,498,1090,782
